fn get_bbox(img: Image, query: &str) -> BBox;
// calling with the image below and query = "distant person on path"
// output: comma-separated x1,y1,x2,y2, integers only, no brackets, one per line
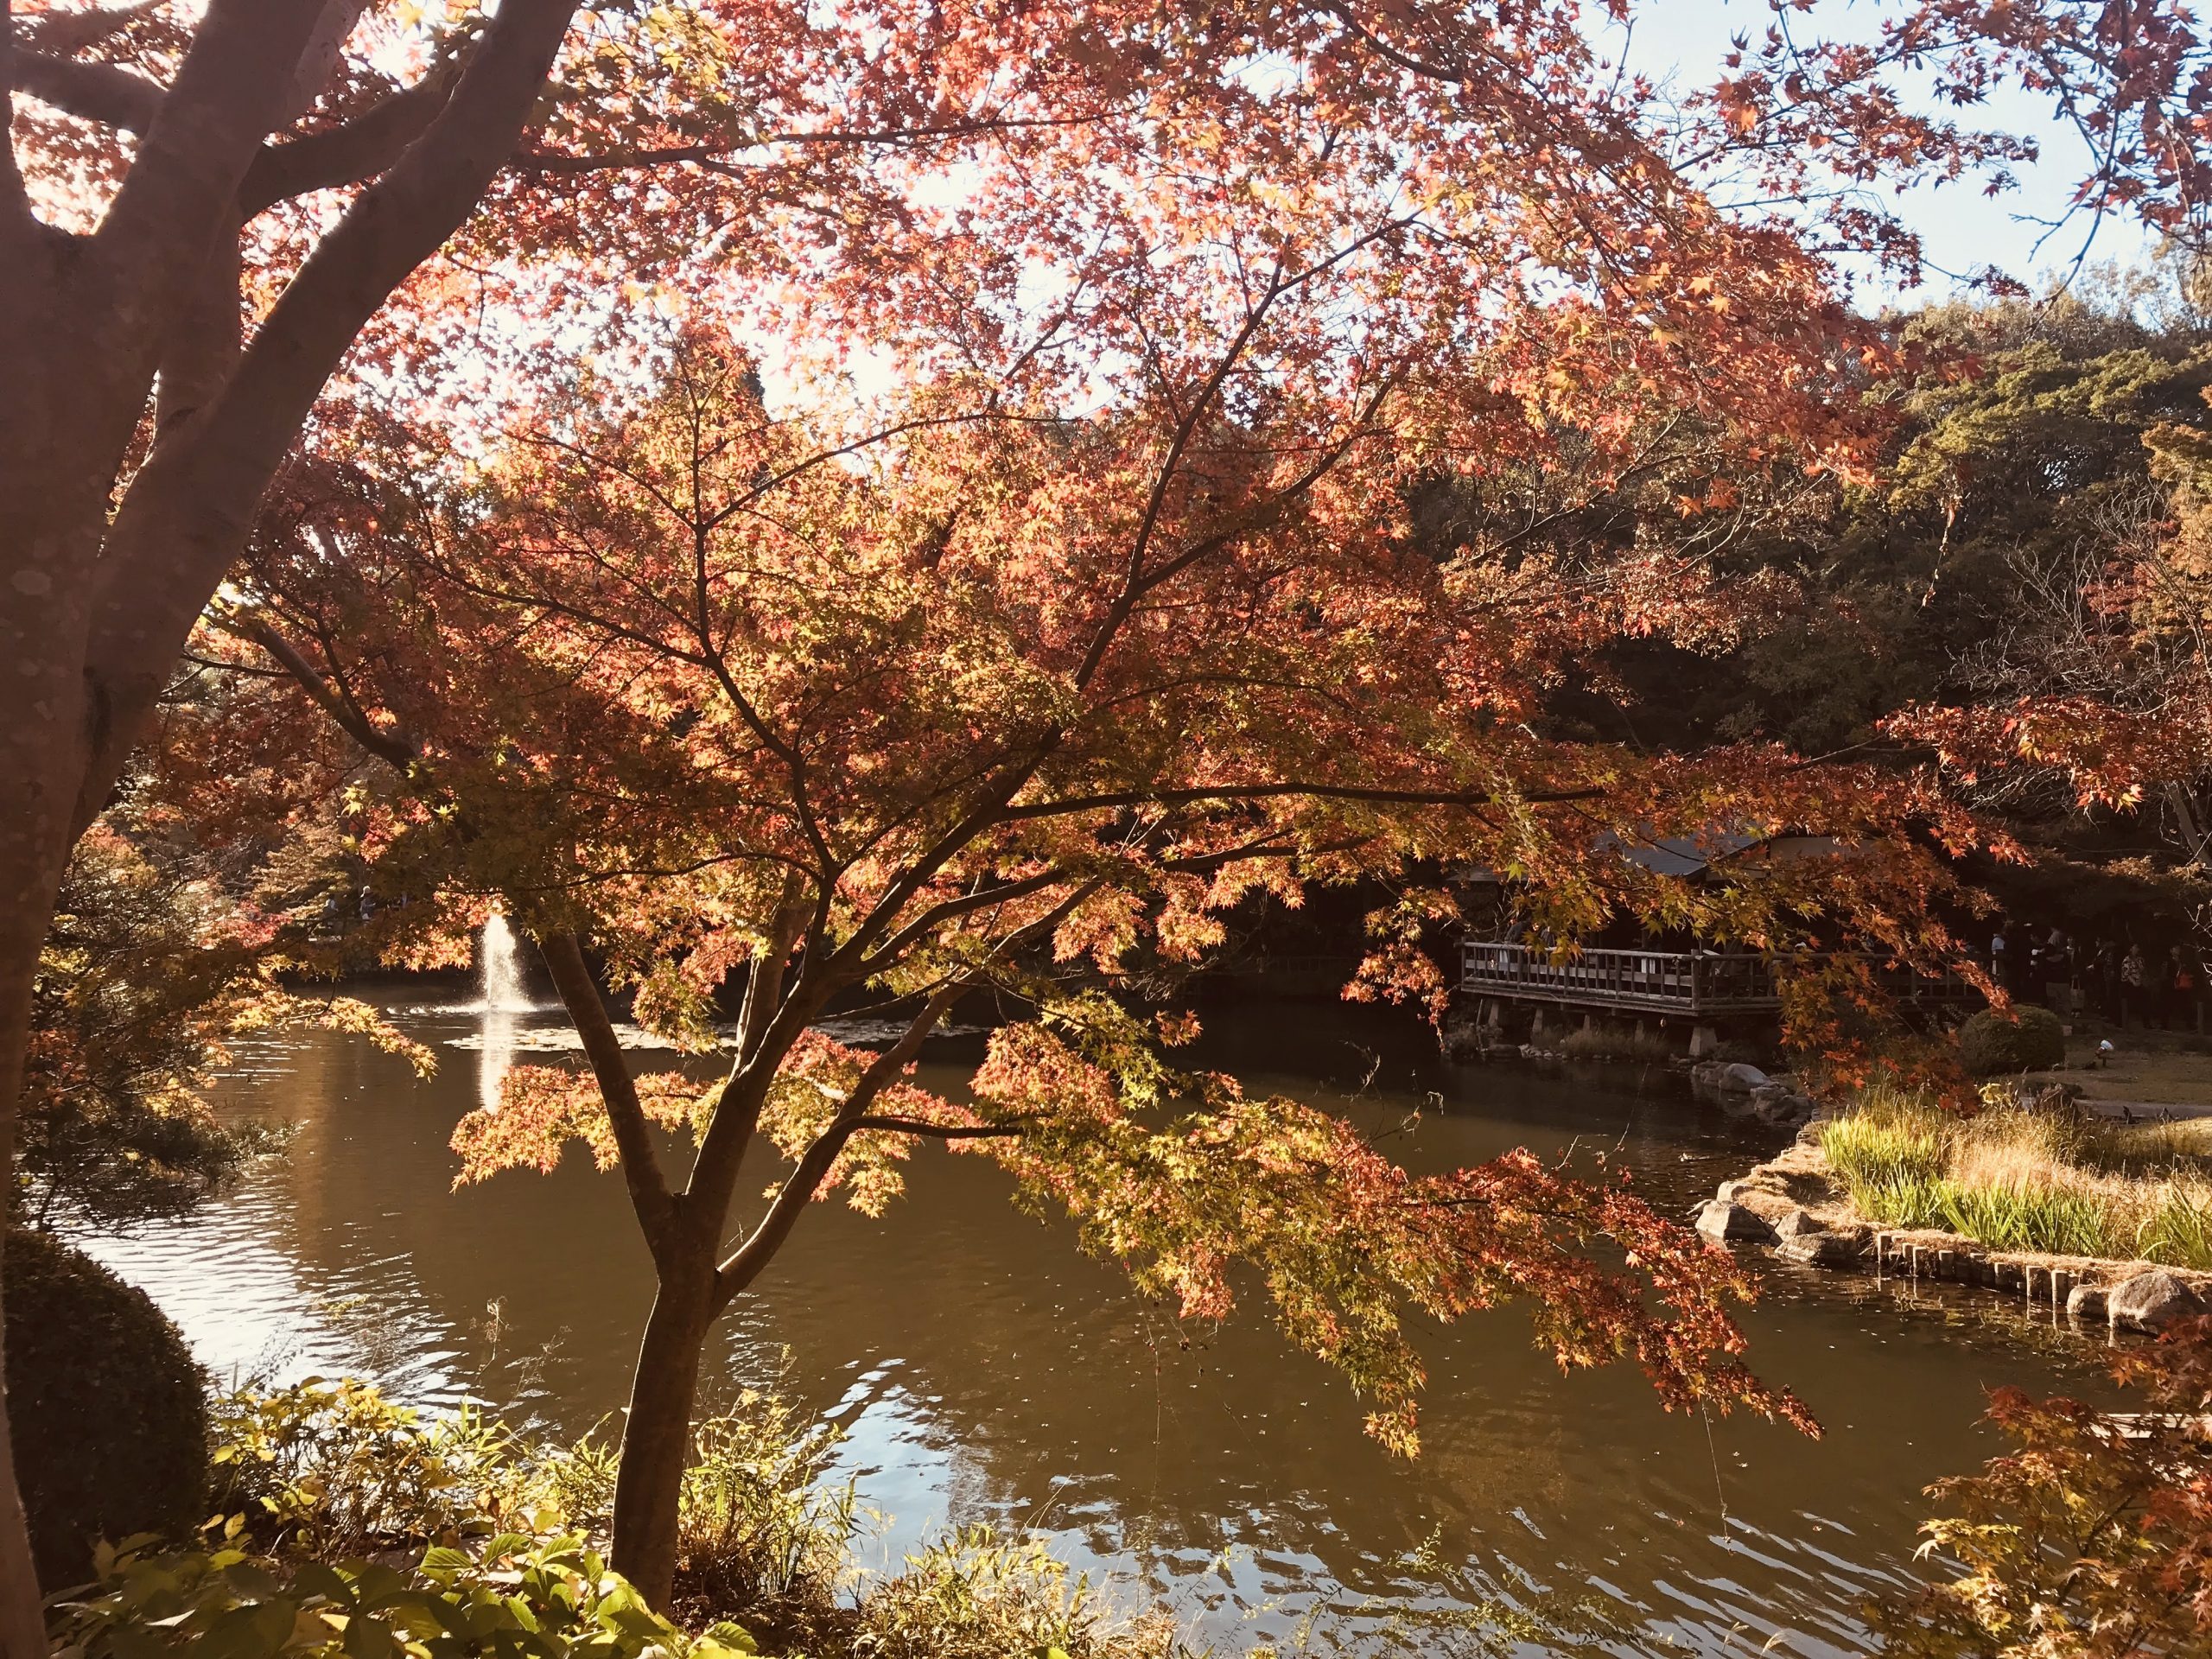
2090,938,2120,1023
1991,927,2009,993
2168,944,2201,1033
2122,943,2148,1028
2044,927,2074,1014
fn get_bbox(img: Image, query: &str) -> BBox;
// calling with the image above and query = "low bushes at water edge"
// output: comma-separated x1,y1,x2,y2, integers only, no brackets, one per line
54,1376,1196,1659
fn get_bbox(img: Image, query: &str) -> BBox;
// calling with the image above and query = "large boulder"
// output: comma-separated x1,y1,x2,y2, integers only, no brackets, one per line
1716,1063,1771,1093
1695,1200,1777,1243
2066,1283,2109,1325
2107,1270,2206,1332
1773,1207,1826,1239
1778,1230,1863,1267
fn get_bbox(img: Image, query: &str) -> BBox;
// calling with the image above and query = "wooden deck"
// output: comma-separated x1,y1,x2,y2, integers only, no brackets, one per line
1459,942,1980,1018
1461,942,1778,1014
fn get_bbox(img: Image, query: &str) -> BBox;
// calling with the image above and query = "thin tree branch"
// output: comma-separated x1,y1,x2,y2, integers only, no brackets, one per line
211,606,417,766
713,985,961,1304
844,1117,1028,1140
537,929,677,1259
999,780,1605,823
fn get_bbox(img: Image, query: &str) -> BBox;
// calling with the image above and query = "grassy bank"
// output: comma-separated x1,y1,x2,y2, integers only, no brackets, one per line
1816,1084,2212,1268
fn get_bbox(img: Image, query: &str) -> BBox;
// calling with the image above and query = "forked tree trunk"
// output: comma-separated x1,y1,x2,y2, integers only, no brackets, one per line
607,1245,721,1609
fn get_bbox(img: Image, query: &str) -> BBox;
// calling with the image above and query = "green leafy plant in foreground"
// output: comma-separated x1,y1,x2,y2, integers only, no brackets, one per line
210,1379,520,1560
47,1522,760,1659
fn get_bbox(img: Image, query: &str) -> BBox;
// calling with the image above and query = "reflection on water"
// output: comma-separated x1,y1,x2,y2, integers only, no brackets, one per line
76,995,2113,1656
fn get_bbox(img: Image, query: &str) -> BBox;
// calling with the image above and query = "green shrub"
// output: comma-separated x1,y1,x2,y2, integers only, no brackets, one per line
3,1230,207,1589
852,1525,1180,1659
210,1377,518,1559
46,1522,759,1659
1957,1006,2066,1077
677,1392,856,1615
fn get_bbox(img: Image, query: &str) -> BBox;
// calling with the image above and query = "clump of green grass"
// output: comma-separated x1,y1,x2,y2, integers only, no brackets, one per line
849,1526,1185,1659
2137,1176,2212,1269
1816,1093,1948,1227
1817,1090,2212,1269
675,1390,858,1617
1936,1180,2112,1259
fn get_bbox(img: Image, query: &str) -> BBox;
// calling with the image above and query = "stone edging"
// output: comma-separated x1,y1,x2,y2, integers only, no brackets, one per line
1698,1132,2212,1337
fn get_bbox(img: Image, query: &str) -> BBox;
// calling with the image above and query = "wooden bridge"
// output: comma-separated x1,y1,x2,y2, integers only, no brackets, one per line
1459,941,1981,1018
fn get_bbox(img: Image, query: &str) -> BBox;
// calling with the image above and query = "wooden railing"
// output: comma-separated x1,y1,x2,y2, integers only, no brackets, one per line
1459,942,1777,1014
1459,942,1981,1016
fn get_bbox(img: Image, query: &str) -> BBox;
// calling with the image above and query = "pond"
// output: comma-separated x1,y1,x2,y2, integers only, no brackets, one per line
76,988,2113,1656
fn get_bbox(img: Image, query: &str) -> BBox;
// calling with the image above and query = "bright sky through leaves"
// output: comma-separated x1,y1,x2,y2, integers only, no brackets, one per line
1623,0,2158,291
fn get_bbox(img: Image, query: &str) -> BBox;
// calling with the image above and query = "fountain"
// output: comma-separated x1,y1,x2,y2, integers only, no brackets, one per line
480,908,530,1012
477,909,527,1111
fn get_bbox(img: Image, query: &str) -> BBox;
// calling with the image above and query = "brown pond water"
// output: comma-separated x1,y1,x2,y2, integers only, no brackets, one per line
75,990,2118,1656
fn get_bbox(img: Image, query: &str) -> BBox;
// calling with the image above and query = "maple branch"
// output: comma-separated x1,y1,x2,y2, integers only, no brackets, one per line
73,0,580,837
537,928,677,1259
509,111,1108,175
845,1117,1027,1140
1313,0,1467,82
736,879,810,1065
93,0,324,266
857,870,1095,976
712,984,961,1306
10,50,162,131
238,65,461,214
212,606,416,767
999,780,1602,822
1076,262,1287,690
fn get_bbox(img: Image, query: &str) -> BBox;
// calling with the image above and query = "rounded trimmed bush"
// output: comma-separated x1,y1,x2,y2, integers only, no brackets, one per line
1958,1004,2067,1077
3,1230,207,1588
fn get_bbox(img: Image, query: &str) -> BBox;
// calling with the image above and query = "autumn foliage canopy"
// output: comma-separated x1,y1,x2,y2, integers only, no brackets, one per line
12,0,2212,1617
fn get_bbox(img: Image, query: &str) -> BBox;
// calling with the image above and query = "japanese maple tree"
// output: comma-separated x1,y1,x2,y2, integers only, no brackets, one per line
219,307,1983,1605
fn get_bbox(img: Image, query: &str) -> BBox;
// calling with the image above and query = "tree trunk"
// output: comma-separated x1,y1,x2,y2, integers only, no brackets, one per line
0,867,67,1657
608,1246,718,1610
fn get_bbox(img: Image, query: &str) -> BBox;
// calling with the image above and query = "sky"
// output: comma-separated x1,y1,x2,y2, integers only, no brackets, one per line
1613,0,2159,297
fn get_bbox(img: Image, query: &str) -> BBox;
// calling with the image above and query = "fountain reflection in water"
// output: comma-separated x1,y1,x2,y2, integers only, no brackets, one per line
477,909,529,1112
